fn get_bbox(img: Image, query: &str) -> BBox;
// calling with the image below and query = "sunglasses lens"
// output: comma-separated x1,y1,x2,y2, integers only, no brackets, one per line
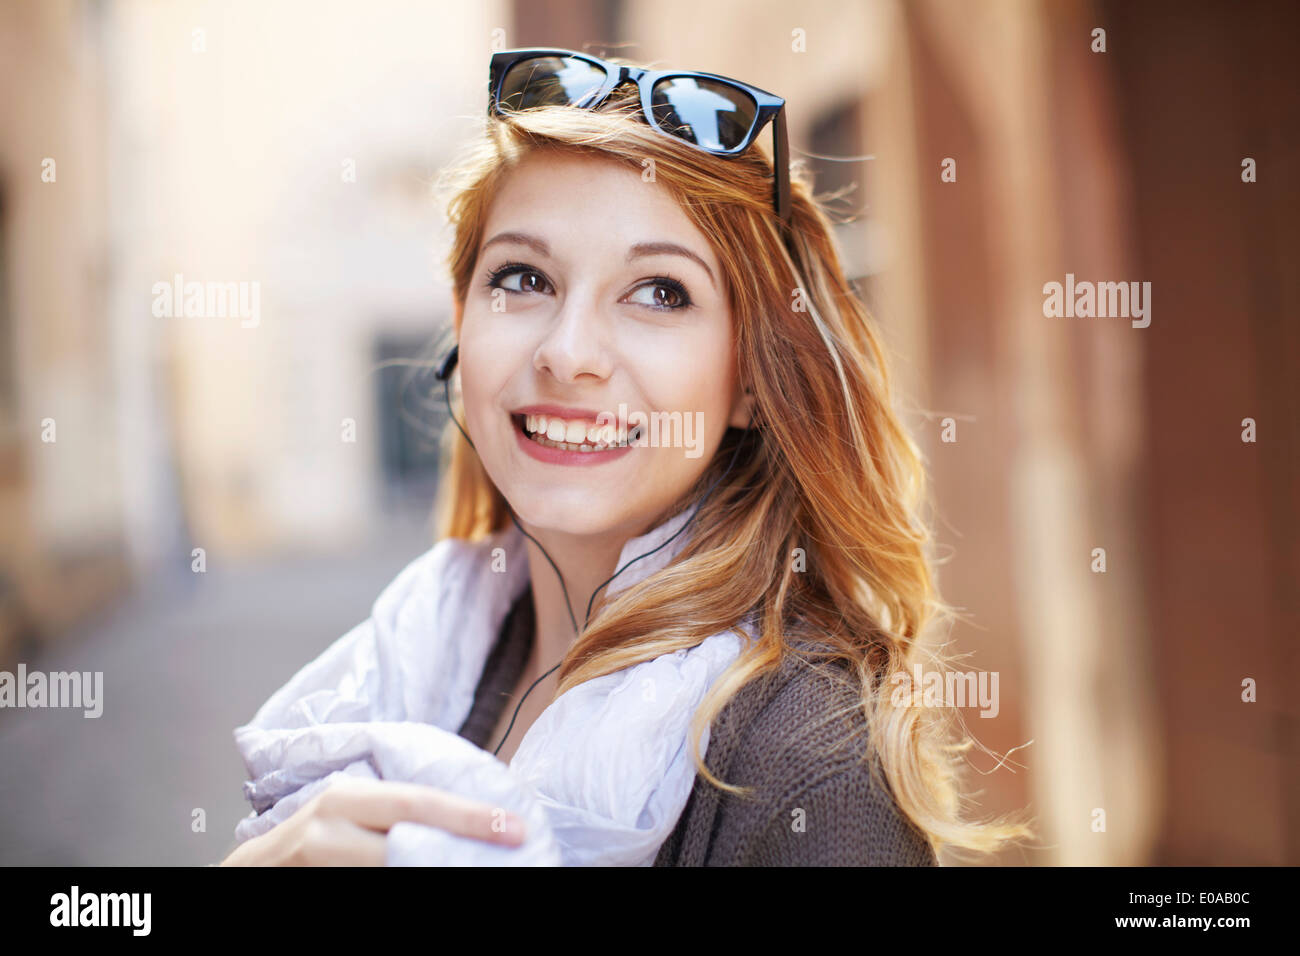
498,55,609,112
649,76,758,151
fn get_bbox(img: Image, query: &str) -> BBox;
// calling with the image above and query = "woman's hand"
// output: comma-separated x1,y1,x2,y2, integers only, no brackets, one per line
219,776,528,866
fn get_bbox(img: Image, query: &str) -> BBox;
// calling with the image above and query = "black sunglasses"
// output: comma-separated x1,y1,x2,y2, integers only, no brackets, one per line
488,47,791,233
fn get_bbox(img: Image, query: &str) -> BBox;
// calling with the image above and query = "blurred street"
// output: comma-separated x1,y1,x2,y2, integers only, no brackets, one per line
0,506,432,865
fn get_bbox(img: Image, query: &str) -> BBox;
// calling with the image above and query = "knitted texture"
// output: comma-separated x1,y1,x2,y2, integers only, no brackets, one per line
459,589,938,867
651,647,939,866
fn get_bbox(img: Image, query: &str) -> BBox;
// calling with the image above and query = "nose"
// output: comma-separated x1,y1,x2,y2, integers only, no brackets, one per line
532,296,613,384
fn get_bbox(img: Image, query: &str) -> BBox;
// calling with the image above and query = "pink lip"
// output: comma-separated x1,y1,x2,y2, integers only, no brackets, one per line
509,410,633,467
511,404,609,423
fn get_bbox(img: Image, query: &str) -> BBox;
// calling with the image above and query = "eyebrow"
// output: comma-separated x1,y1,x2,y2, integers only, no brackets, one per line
480,231,716,289
627,241,716,289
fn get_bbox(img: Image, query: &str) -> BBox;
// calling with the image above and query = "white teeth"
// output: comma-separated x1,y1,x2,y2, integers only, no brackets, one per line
518,411,629,452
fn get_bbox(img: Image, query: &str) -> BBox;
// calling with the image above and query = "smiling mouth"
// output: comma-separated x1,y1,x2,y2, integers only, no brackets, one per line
511,413,642,453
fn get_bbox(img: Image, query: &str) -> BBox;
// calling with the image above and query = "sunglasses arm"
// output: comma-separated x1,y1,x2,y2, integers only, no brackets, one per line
772,110,795,246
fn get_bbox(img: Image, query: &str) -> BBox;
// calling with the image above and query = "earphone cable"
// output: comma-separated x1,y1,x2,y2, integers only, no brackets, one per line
439,362,752,758
488,429,750,758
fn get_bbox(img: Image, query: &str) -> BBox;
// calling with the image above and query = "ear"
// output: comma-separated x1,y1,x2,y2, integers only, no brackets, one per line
727,380,756,430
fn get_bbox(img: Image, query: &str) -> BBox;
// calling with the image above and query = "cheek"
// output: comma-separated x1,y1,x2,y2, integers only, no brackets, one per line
650,336,735,430
639,364,735,466
458,312,522,417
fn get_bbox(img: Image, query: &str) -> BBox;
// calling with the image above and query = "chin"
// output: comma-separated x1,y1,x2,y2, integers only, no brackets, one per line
506,490,628,538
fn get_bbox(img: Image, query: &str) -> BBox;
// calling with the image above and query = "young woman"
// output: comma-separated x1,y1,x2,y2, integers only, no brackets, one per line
222,49,1032,866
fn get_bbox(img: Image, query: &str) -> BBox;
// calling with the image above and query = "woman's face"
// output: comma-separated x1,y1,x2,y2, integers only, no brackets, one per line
457,150,750,541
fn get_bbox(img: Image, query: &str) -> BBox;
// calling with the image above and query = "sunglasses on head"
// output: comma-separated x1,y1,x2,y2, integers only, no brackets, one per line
488,47,792,233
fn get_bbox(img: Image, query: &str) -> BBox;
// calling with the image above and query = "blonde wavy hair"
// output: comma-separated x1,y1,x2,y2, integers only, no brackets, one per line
431,68,1034,860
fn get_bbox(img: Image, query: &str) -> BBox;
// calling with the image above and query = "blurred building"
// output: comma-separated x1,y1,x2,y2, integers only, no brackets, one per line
0,0,509,655
870,0,1296,867
0,1,127,660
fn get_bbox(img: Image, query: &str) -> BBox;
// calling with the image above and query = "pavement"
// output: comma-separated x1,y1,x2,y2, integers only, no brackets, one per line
0,507,434,865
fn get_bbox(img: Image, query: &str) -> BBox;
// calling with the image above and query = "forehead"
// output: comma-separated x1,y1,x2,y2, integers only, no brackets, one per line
482,150,718,264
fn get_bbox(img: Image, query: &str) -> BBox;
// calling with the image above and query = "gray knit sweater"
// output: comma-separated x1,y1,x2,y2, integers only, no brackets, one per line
457,588,938,866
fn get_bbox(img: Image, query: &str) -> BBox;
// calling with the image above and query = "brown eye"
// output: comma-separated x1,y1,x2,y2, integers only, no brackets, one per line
488,265,552,295
653,286,679,307
627,278,692,311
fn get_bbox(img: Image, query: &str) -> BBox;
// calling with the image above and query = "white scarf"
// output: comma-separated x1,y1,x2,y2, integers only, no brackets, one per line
232,507,748,866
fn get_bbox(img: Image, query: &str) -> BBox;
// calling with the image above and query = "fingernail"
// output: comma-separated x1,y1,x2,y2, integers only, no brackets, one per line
502,815,527,843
